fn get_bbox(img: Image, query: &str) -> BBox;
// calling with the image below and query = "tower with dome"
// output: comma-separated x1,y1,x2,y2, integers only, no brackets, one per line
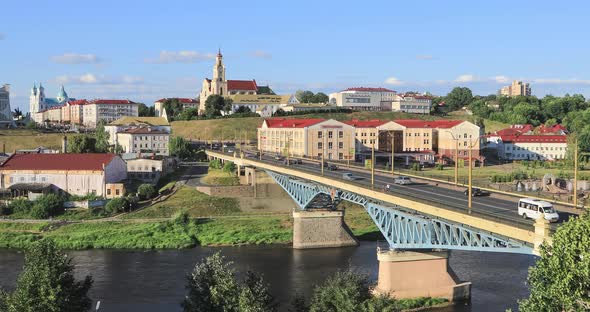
29,83,72,114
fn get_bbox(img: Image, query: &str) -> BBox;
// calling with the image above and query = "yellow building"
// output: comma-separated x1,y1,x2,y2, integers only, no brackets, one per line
258,118,355,160
499,80,531,97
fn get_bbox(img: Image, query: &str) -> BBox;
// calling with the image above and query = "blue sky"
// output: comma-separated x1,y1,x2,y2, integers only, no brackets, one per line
2,0,590,112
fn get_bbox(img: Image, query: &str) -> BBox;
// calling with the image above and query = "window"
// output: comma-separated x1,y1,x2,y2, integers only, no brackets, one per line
115,189,120,196
339,153,344,160
107,189,112,195
41,177,46,182
19,177,24,182
339,131,343,139
464,142,467,147
339,142,343,149
328,142,333,149
318,132,323,139
318,142,323,149
328,131,333,139
464,133,467,138
9,177,13,183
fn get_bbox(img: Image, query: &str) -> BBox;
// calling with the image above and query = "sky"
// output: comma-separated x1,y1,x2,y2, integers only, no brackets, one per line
2,0,590,113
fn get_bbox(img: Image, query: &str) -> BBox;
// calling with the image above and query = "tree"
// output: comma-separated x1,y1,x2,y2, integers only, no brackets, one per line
223,161,236,173
177,108,198,121
313,92,329,103
68,135,96,153
519,213,590,311
94,120,110,152
223,98,234,115
105,197,128,214
137,184,156,200
235,106,252,114
296,90,315,103
2,239,93,312
308,270,373,312
445,87,473,111
204,95,226,118
30,194,65,219
170,136,194,159
138,103,155,117
238,271,278,312
163,98,184,120
12,108,23,120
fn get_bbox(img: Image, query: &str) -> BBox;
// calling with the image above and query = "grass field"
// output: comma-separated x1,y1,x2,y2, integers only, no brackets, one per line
201,168,240,186
171,111,507,141
0,129,77,151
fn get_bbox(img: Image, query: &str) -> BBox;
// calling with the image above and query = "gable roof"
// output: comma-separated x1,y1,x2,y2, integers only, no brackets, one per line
0,153,117,171
262,118,325,128
228,80,258,91
342,87,396,93
393,119,464,129
343,119,387,127
109,117,170,126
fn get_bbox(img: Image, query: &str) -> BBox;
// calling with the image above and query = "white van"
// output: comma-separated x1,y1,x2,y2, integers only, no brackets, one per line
518,198,559,222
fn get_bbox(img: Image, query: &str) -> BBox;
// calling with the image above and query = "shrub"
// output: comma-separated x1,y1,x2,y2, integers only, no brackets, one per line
209,159,222,169
171,211,190,226
30,194,65,219
9,199,32,214
137,184,156,200
223,161,236,173
105,197,129,214
411,163,422,171
435,164,444,171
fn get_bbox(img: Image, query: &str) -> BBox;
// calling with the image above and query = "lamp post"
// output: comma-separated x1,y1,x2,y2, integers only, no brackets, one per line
371,141,375,187
391,132,395,176
468,144,473,212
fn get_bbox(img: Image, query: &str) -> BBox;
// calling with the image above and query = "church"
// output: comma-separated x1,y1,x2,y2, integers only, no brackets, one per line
198,49,274,113
29,83,72,114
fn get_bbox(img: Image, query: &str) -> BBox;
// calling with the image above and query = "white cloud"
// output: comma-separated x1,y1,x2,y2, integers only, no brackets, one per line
384,77,404,86
55,74,143,85
493,75,510,84
250,50,272,60
51,53,101,64
145,51,215,63
454,74,478,83
416,54,434,60
533,78,590,85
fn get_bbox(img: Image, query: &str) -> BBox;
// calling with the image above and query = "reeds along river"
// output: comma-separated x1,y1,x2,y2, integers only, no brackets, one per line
0,244,535,312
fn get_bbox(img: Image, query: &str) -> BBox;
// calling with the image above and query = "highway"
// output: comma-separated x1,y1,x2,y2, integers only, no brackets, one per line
211,149,574,230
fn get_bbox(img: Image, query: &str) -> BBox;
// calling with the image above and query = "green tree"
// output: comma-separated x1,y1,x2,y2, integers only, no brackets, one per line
223,161,236,173
177,108,198,121
223,98,234,115
94,120,110,152
138,103,155,117
308,270,373,312
163,98,184,120
105,197,128,214
137,184,156,200
170,136,194,159
205,95,226,118
312,92,329,103
445,87,473,111
296,90,315,103
238,271,278,312
2,239,93,312
30,194,65,219
519,213,590,311
68,135,96,153
235,106,252,114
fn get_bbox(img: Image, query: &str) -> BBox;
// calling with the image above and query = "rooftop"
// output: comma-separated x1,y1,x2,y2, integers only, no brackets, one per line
393,119,464,129
109,116,170,126
262,118,325,128
344,119,387,127
0,153,117,171
228,80,258,91
342,87,396,93
88,99,137,105
155,98,198,104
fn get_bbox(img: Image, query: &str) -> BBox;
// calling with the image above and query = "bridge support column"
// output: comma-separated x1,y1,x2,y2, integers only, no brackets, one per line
292,210,359,249
374,250,471,302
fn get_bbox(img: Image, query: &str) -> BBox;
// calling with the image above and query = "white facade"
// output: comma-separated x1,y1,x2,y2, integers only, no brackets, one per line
391,94,432,114
500,138,567,161
126,158,166,183
329,88,396,111
0,84,13,127
82,100,139,128
116,129,170,156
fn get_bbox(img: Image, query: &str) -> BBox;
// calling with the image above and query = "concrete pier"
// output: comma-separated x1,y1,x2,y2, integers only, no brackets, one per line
292,210,359,249
374,250,471,302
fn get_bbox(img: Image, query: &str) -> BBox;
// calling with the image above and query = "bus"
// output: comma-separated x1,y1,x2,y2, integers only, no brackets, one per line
518,198,559,222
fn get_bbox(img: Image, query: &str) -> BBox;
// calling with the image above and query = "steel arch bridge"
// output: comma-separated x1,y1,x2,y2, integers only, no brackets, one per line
266,171,533,255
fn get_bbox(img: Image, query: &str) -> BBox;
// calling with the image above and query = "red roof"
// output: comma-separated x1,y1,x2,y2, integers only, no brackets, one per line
393,119,464,129
262,118,325,128
343,119,387,127
67,99,88,106
343,87,396,93
0,153,117,171
155,98,198,104
501,135,567,143
538,124,568,134
88,99,136,105
228,80,258,91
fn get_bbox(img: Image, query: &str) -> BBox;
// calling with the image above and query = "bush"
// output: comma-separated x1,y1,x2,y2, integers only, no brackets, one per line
137,184,156,200
435,164,444,171
223,161,236,173
105,197,129,214
410,163,422,171
171,211,190,226
9,199,32,214
30,194,65,219
0,204,12,216
209,159,222,169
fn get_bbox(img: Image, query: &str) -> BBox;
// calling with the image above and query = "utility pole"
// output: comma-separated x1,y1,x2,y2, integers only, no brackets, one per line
371,141,375,187
391,132,395,176
455,140,459,186
574,137,579,208
468,143,473,212
287,134,290,166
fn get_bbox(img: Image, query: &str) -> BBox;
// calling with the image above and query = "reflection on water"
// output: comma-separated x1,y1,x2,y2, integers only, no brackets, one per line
0,244,535,312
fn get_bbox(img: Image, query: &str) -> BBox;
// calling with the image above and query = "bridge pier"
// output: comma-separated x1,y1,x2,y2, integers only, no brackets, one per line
374,250,471,302
292,210,359,249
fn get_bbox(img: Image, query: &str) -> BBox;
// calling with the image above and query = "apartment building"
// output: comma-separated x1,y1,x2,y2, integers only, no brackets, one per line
344,119,386,151
116,128,169,156
391,93,432,114
499,80,531,97
0,84,13,128
82,99,139,128
499,135,567,161
105,117,171,146
258,118,355,160
0,153,126,198
329,87,396,111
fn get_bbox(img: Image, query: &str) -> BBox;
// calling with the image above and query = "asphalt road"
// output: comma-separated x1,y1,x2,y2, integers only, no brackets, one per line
214,150,572,230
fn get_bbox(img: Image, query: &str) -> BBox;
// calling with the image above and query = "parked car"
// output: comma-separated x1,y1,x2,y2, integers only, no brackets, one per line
342,173,354,180
463,188,490,197
319,162,338,170
394,176,412,185
284,159,302,165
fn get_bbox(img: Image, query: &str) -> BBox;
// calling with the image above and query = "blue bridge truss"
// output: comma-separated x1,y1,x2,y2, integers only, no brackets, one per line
266,171,533,254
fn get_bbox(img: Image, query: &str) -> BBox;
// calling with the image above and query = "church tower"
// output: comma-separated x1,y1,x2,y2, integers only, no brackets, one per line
29,83,41,114
56,85,68,103
210,49,227,96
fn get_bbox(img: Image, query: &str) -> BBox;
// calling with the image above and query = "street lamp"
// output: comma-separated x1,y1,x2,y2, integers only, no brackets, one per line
371,141,375,187
390,131,395,176
445,131,460,186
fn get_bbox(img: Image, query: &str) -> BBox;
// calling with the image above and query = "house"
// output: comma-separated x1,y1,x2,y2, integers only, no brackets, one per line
329,87,396,111
0,153,127,198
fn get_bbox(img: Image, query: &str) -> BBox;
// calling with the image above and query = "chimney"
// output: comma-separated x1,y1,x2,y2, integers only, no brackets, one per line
62,136,68,153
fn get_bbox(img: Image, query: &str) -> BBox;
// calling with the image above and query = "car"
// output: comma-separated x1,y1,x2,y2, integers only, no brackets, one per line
319,162,338,170
227,148,234,153
274,155,284,161
283,159,302,165
394,176,412,185
463,188,490,197
342,173,354,180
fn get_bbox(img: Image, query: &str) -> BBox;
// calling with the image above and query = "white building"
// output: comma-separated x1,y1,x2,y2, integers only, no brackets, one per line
29,83,70,114
116,128,170,156
329,87,396,111
391,93,432,114
498,135,568,161
0,153,127,198
0,84,13,128
82,99,139,128
229,94,299,117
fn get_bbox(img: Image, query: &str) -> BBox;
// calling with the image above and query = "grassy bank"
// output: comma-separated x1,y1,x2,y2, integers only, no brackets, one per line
201,168,240,186
0,129,77,151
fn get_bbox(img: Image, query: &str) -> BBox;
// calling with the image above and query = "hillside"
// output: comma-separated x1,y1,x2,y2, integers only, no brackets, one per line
0,130,75,152
171,111,509,141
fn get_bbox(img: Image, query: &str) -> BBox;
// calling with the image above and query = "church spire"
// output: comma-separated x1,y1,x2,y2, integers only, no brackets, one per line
217,48,222,57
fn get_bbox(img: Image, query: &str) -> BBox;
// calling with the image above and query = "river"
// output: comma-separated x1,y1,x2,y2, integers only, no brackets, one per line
0,244,536,312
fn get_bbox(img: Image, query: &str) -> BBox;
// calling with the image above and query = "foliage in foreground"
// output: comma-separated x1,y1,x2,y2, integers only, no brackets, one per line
519,212,590,311
182,252,277,312
0,239,93,312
